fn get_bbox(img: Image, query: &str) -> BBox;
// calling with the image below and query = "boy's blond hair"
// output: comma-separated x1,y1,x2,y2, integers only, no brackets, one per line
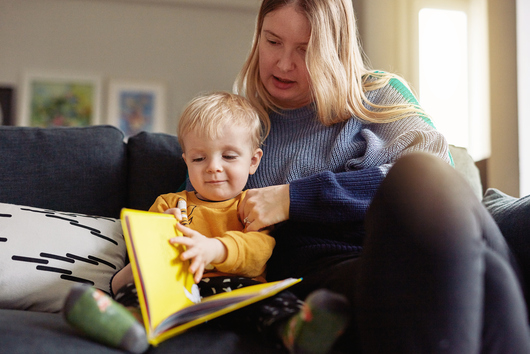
177,92,263,151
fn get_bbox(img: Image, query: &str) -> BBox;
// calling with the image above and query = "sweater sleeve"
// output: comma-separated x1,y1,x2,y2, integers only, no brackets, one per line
148,194,174,213
212,229,276,278
289,78,451,224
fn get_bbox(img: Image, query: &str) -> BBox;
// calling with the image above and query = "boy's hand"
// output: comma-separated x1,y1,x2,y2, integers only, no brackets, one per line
164,207,182,221
169,223,227,283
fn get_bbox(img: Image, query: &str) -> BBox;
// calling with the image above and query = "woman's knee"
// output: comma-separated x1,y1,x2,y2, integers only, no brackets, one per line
384,152,466,198
366,152,483,247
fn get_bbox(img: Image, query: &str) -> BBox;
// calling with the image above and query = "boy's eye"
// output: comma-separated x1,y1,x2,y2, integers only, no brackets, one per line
192,157,204,162
223,155,238,160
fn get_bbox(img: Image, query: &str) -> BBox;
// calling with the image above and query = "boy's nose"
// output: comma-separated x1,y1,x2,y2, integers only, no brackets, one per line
206,159,223,173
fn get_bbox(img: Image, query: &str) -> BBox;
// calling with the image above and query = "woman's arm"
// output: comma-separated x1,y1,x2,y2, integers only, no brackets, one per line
243,127,449,229
242,76,451,229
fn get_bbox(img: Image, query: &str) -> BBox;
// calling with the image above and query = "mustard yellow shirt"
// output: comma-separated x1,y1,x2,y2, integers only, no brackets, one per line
149,190,275,281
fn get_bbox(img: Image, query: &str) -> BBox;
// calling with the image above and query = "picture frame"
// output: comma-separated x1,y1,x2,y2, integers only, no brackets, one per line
0,87,15,126
19,71,102,127
107,80,166,138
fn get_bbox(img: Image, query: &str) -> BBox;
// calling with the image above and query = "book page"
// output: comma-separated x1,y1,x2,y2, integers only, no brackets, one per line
121,210,198,334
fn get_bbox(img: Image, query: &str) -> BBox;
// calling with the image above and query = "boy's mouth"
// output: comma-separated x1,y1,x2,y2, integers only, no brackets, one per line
206,180,225,184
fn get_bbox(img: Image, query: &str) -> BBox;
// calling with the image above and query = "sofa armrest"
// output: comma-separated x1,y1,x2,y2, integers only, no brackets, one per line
449,144,483,200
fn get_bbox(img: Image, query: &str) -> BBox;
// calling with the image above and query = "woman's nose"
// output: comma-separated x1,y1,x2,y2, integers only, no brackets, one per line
277,50,294,72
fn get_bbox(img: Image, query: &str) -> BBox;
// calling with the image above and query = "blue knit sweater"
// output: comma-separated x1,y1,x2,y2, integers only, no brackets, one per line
245,78,451,280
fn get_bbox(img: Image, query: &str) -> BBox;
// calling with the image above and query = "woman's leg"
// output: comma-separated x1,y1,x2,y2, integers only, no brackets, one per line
357,152,530,353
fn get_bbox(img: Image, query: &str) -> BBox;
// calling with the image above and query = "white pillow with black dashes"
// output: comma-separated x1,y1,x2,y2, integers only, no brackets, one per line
0,202,127,313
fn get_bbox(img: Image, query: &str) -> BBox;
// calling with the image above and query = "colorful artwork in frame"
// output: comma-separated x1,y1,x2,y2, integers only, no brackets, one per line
19,72,101,127
107,80,166,138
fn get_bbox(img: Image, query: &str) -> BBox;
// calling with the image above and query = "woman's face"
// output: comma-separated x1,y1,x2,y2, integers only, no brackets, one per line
258,5,312,109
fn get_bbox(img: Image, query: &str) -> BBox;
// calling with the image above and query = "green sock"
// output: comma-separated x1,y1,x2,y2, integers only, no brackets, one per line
281,289,351,354
63,284,149,353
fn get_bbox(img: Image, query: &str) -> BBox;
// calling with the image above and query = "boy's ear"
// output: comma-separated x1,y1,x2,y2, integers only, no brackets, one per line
249,148,263,175
182,152,187,164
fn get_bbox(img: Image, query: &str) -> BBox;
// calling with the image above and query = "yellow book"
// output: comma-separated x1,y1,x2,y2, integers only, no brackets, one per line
120,208,301,346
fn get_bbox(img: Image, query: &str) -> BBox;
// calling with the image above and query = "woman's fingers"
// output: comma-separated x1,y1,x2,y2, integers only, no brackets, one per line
240,185,291,231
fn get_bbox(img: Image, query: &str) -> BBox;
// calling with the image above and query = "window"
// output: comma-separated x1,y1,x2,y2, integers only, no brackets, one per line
419,8,469,149
415,0,489,163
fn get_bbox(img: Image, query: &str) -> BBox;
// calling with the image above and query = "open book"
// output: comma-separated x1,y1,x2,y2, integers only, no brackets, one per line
120,208,301,346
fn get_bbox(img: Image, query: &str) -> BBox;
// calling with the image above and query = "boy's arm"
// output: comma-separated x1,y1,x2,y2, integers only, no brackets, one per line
148,194,174,213
211,229,275,278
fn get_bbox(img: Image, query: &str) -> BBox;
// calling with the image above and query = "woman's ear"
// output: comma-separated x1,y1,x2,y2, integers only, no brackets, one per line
249,148,263,175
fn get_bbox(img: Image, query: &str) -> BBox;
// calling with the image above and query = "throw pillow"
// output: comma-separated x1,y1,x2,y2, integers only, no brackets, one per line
0,202,127,313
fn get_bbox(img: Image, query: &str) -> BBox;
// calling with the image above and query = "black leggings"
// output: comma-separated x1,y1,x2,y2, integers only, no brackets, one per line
293,153,530,353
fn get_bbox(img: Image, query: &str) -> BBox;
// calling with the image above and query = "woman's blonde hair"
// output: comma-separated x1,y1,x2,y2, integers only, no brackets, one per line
234,0,426,136
177,91,263,151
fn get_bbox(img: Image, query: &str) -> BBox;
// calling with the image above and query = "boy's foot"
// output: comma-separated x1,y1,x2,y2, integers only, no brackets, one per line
281,289,351,354
63,284,149,353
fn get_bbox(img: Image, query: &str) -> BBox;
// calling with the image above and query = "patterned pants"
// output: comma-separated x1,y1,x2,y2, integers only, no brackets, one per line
114,276,303,342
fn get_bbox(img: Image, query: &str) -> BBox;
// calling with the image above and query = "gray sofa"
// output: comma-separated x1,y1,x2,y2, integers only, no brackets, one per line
0,125,281,353
0,125,494,353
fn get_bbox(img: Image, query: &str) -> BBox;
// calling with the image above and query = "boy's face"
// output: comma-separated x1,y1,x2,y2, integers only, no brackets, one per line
182,124,263,202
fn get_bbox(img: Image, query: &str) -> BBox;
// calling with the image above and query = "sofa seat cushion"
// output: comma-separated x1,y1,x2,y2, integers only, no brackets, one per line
0,125,127,218
0,309,278,354
0,202,126,313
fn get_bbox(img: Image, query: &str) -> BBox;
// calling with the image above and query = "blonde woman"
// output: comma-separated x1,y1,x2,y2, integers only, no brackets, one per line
236,0,530,352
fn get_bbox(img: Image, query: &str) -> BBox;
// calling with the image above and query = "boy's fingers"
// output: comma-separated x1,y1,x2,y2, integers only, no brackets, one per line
175,222,194,237
169,236,192,246
194,265,204,283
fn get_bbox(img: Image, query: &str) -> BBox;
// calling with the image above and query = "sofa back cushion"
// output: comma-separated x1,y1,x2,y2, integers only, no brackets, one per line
127,131,187,211
0,126,127,218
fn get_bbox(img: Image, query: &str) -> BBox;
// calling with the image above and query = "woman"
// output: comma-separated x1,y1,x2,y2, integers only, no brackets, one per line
236,0,530,352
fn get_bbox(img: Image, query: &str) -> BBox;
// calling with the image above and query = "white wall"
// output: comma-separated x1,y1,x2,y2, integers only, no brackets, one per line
517,0,530,196
0,0,260,134
487,0,519,196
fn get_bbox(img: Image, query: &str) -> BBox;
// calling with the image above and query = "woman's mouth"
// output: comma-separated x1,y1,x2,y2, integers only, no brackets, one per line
273,76,295,89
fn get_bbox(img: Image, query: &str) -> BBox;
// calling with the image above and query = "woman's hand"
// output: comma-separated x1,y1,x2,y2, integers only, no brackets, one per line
239,184,290,232
169,223,227,283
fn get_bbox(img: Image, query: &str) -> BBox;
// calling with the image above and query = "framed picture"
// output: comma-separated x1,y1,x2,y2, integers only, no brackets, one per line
107,80,166,138
19,72,101,127
0,87,15,126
